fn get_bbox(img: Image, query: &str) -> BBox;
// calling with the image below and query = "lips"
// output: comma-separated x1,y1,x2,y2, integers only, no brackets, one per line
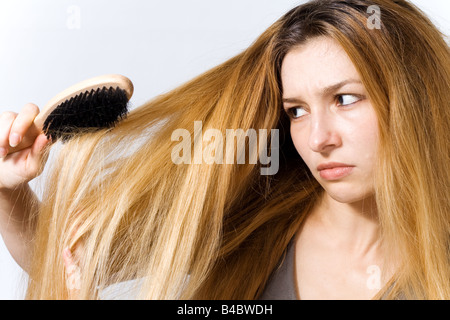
317,162,355,180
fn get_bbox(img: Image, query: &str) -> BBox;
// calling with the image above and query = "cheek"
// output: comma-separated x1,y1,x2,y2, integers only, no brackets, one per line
348,112,380,161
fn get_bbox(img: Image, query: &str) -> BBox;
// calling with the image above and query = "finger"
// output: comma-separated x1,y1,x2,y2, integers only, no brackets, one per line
63,247,79,275
9,103,40,148
31,133,52,156
27,133,51,176
1,133,51,183
0,112,17,157
63,247,81,299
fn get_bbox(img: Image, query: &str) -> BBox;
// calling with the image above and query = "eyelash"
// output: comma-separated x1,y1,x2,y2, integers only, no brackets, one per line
337,94,363,106
285,94,364,120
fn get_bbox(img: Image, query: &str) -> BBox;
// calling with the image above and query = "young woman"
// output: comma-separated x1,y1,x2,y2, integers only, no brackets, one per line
0,0,448,299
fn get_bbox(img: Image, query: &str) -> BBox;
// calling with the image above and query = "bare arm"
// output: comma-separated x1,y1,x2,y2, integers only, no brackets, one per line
0,184,39,271
0,104,51,272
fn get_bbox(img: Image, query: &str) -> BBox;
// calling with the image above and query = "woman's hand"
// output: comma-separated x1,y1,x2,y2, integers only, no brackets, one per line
0,103,52,271
63,247,82,299
0,103,51,191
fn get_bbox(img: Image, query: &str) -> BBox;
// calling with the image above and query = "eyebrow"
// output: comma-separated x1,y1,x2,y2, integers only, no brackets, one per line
282,79,363,104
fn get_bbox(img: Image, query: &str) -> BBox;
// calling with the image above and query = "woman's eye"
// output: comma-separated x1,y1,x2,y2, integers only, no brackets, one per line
287,107,308,119
337,94,361,106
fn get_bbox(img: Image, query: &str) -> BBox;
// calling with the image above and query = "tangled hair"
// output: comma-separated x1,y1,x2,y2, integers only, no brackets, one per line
26,0,449,299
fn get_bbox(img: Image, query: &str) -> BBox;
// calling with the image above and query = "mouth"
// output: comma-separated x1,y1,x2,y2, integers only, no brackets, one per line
317,162,355,180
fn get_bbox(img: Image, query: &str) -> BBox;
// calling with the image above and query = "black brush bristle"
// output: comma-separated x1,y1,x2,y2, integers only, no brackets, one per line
43,86,129,142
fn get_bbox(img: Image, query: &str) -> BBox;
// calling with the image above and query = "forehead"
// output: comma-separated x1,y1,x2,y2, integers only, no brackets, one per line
281,37,361,95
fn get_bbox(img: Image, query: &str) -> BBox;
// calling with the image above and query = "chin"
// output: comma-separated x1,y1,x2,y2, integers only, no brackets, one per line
327,193,365,204
322,184,375,205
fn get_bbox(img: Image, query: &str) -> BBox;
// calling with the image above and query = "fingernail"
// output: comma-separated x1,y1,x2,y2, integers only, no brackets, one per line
9,133,21,148
0,147,7,158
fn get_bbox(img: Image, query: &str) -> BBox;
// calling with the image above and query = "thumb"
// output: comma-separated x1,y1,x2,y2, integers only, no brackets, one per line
27,133,51,176
30,133,51,159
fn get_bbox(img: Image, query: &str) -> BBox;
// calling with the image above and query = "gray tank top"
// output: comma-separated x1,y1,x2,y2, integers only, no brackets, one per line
259,241,298,300
259,241,403,300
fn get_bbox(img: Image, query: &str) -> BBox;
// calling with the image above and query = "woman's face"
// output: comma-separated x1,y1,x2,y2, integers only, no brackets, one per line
281,36,379,204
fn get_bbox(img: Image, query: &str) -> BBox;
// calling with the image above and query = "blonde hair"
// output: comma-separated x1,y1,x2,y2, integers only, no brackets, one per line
26,0,449,299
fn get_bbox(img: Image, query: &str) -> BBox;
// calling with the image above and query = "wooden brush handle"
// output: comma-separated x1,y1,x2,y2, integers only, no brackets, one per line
9,74,133,154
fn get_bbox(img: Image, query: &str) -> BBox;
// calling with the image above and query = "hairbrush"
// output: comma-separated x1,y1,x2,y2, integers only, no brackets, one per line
9,74,133,153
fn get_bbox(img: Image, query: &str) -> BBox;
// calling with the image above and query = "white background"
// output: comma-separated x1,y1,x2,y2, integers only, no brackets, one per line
0,0,448,299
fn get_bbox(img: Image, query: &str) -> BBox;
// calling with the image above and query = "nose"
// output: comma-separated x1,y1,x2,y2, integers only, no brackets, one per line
308,111,342,153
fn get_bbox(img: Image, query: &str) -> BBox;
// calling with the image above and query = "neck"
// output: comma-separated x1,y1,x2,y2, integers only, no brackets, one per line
308,193,380,256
